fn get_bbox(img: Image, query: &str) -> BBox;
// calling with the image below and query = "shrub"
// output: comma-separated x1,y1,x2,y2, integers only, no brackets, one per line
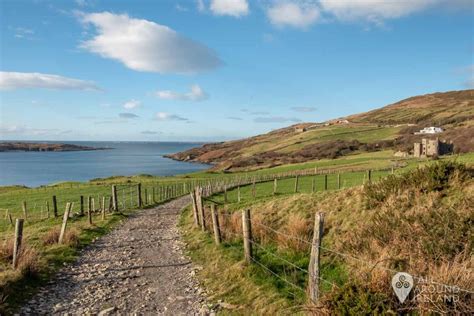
320,282,395,315
364,161,471,209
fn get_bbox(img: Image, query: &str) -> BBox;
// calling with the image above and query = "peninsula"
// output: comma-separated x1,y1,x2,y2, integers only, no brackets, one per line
0,142,110,152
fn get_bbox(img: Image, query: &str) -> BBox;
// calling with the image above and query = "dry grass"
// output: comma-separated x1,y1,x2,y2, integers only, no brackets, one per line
277,213,312,252
0,239,40,277
0,239,14,262
209,162,474,314
42,227,79,247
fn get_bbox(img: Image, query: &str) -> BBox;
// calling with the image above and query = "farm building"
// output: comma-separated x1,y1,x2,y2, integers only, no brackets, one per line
414,126,443,134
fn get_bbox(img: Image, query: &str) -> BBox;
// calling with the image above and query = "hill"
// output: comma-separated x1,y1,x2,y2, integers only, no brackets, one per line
168,90,474,171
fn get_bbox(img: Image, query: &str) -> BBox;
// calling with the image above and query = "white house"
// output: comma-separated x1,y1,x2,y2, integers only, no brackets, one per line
415,126,443,135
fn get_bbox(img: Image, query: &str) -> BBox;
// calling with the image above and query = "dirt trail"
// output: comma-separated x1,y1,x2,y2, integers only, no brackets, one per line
20,196,208,315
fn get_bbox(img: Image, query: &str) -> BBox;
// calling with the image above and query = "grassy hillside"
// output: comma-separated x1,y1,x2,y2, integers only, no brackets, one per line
347,89,474,125
168,90,474,171
181,161,473,314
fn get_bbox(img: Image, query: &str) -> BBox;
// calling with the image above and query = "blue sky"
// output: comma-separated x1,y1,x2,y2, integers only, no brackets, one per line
0,0,473,141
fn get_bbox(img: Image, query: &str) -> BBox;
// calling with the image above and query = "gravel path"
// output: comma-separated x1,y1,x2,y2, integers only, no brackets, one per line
20,196,209,315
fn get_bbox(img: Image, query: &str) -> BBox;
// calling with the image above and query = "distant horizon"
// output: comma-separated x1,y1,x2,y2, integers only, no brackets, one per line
0,139,215,144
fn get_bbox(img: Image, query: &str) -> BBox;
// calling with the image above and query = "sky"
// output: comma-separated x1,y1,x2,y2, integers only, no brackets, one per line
0,0,473,142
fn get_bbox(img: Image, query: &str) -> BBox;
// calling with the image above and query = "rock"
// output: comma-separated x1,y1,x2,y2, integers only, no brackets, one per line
98,306,116,315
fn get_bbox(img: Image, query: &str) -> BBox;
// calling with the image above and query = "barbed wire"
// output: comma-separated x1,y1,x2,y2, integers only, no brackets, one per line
215,211,474,295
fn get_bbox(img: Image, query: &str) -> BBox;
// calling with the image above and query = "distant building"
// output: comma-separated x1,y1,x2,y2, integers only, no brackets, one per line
295,127,307,133
323,119,350,126
413,138,453,158
414,126,443,135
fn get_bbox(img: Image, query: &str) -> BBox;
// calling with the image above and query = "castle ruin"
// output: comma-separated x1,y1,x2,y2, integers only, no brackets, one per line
413,138,453,158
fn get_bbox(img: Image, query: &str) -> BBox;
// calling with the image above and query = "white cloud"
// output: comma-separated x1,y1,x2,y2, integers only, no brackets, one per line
319,0,471,24
123,99,141,109
319,0,432,24
196,0,206,12
75,0,89,7
210,0,249,17
156,84,208,101
175,4,188,12
12,27,34,39
267,2,320,29
0,72,101,91
79,12,222,74
155,112,188,121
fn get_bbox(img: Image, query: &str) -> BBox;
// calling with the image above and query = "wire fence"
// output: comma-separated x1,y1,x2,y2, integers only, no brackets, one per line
0,167,394,231
189,180,474,313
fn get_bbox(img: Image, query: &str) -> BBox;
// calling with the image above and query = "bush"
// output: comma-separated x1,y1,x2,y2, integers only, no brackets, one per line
321,282,395,315
364,161,471,209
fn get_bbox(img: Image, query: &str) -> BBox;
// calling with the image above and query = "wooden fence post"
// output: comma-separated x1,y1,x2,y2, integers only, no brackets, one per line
337,174,341,189
80,196,84,216
197,188,206,231
367,170,372,182
152,187,156,203
112,185,118,212
22,201,27,221
237,186,241,202
137,183,142,207
324,175,328,191
12,218,24,269
87,197,93,225
273,178,278,195
46,201,50,218
311,177,315,193
294,176,299,193
101,197,106,220
308,212,324,303
52,195,58,218
87,195,92,213
190,191,200,227
58,203,72,244
252,178,257,199
211,204,221,245
92,198,95,213
242,209,253,263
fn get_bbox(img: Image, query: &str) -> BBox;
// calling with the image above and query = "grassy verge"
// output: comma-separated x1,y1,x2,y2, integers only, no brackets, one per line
180,161,473,314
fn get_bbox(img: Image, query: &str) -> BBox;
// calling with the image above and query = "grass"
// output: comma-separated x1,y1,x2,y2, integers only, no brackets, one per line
180,160,473,314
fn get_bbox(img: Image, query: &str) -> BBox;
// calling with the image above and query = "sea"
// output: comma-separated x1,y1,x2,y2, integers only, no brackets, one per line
0,141,210,187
